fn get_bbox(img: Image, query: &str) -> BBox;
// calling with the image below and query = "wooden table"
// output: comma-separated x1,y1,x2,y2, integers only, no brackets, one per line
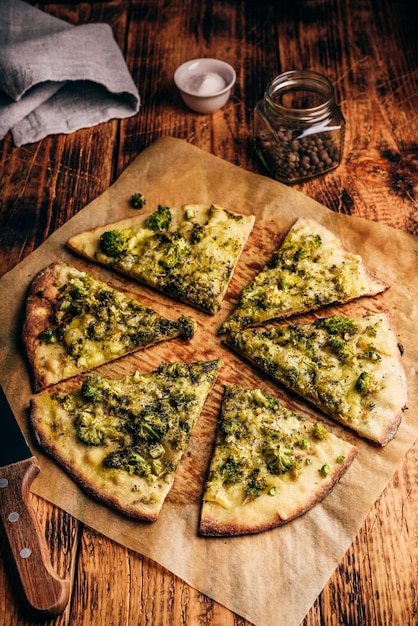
0,1,417,624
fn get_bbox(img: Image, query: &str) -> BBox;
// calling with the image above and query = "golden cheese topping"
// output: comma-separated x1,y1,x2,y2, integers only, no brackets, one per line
68,204,255,315
220,216,387,333
226,313,407,445
35,264,196,385
31,360,223,521
200,384,356,535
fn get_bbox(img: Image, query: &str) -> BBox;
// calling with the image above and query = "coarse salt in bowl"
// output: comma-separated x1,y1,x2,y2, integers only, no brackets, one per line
174,58,236,114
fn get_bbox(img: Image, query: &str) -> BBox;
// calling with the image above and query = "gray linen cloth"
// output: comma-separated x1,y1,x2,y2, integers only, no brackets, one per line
0,0,140,146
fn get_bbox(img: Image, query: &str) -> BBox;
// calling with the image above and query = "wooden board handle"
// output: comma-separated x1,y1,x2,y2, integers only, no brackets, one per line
0,457,70,615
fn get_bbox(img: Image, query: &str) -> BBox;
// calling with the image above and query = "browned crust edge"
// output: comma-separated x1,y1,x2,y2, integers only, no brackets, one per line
22,263,62,392
67,208,256,315
223,335,406,447
30,395,166,523
199,445,358,537
218,284,389,335
29,361,223,522
22,262,195,392
218,215,390,334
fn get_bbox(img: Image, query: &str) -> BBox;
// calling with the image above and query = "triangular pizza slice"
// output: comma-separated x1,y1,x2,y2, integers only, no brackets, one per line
67,204,255,315
200,384,357,536
219,217,388,334
225,312,407,445
23,262,197,391
30,360,223,521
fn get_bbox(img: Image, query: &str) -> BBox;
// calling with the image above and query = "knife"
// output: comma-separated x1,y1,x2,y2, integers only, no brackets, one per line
0,385,70,615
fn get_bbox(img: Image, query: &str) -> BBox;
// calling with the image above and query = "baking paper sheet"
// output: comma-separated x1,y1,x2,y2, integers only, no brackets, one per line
1,137,417,626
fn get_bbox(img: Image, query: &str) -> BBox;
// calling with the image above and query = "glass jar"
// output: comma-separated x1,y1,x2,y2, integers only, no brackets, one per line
254,70,345,184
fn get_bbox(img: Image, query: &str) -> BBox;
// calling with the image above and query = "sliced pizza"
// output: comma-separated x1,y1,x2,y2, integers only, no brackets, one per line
30,359,223,521
219,217,388,334
200,384,357,536
23,262,197,391
67,203,255,315
225,312,407,445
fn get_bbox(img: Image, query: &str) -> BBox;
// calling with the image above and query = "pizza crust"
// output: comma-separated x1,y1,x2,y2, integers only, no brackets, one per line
67,204,255,314
199,384,358,536
30,391,167,521
219,216,389,334
225,312,408,446
200,445,358,536
22,262,196,391
30,361,223,521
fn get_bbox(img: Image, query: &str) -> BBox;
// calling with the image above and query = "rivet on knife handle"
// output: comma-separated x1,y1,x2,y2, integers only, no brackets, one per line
0,457,70,615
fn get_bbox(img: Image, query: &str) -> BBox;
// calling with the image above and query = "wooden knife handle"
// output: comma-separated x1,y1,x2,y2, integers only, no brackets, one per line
0,457,70,615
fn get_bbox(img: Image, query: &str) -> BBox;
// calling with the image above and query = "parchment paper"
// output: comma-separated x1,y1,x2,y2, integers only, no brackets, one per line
1,137,417,626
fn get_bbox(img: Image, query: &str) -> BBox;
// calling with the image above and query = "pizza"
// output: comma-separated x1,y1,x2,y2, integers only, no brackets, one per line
224,312,407,445
219,217,388,334
30,360,223,521
199,384,357,536
67,203,255,315
23,262,197,391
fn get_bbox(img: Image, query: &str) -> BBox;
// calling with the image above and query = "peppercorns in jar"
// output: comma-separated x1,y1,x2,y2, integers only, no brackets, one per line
254,70,345,184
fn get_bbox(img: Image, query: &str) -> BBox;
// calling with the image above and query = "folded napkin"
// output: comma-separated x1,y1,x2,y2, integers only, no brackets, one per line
0,0,140,146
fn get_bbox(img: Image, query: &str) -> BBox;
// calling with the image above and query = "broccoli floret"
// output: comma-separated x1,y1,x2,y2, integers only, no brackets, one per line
315,315,357,336
103,449,152,477
285,366,299,386
168,419,192,451
219,418,246,441
178,315,197,340
81,374,105,403
263,443,295,474
219,455,243,485
137,410,168,442
293,234,322,261
145,205,172,231
278,271,300,290
161,238,190,268
244,469,267,499
363,351,382,362
99,229,129,257
327,335,350,360
131,192,146,209
126,452,153,476
355,371,380,395
190,223,204,243
38,327,58,344
76,411,105,445
313,422,328,440
365,324,377,337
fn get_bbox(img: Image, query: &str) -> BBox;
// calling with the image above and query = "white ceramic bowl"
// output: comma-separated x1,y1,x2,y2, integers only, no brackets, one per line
174,58,236,114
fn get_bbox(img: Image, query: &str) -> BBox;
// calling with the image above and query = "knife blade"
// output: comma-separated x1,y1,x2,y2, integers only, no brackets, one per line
0,385,70,615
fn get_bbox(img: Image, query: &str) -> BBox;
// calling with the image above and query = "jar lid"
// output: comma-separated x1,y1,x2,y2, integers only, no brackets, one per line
265,70,337,121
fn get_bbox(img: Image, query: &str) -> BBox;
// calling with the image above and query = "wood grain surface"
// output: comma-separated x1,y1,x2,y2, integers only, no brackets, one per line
0,1,417,625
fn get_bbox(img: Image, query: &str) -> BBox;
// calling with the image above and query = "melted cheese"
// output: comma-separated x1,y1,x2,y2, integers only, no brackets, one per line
201,384,356,531
220,216,386,333
91,204,254,314
227,313,407,444
35,265,196,386
31,360,223,520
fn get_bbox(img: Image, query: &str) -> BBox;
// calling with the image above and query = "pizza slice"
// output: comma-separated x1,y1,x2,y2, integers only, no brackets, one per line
199,384,357,536
219,217,388,334
23,262,197,391
30,359,223,521
225,312,407,446
67,203,255,315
